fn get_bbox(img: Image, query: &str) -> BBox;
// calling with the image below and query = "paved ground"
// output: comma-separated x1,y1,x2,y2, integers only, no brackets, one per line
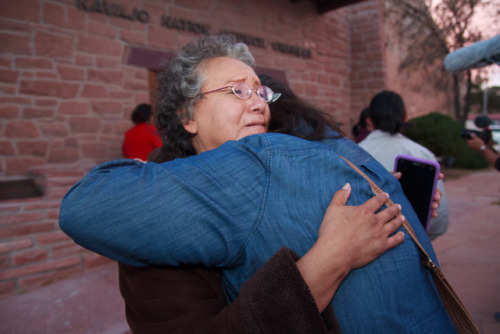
432,168,500,334
0,263,129,334
0,168,499,333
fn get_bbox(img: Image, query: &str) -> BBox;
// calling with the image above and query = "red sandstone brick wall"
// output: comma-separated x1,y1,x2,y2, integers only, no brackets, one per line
0,0,386,296
349,0,387,126
0,163,113,295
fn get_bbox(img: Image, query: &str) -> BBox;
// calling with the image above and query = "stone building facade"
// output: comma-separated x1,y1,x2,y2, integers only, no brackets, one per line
0,0,448,296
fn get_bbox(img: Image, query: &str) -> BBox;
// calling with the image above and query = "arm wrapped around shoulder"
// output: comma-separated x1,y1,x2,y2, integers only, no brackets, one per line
238,247,340,334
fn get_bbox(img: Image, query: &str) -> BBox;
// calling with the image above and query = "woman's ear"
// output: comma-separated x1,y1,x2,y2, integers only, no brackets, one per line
183,118,198,135
178,106,197,135
366,117,375,131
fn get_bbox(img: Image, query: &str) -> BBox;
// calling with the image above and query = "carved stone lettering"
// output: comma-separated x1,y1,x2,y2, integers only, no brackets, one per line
75,1,312,58
76,0,149,23
271,42,312,59
114,4,127,19
136,10,149,23
219,30,266,49
90,0,107,14
76,0,88,10
161,15,210,34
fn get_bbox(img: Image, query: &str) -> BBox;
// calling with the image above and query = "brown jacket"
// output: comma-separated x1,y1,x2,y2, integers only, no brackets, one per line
119,247,340,333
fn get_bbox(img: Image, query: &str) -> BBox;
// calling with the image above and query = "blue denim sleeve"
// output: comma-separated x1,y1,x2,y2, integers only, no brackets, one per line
59,138,269,268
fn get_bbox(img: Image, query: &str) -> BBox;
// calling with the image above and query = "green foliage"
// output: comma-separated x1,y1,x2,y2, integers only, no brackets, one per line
401,112,490,169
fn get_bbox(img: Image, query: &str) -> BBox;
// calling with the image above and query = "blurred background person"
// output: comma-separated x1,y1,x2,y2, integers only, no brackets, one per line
359,90,449,240
466,132,500,171
122,103,162,161
351,107,371,143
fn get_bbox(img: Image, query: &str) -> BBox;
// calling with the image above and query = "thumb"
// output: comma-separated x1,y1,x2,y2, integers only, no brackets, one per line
391,171,402,180
331,183,351,207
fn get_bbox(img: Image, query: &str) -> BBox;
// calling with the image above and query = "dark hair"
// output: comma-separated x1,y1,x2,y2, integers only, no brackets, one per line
259,74,343,141
368,90,406,135
153,34,254,161
131,104,152,124
351,107,370,138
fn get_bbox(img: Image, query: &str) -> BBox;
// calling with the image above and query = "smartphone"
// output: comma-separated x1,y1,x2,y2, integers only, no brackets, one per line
394,155,440,231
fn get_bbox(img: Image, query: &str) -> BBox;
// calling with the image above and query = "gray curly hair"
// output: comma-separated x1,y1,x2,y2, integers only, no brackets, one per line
154,34,255,158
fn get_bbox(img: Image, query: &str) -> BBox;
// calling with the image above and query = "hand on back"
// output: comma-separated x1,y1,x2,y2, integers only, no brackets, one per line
317,183,405,271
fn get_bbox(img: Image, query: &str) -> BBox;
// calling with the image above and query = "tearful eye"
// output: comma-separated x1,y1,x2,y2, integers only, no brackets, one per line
231,82,254,99
257,86,274,103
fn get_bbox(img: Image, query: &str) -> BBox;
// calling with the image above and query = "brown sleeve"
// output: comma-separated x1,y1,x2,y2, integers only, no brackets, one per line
238,247,340,334
119,263,245,334
119,247,339,334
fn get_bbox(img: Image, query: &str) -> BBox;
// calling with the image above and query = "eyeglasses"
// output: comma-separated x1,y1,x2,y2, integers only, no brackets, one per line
202,82,278,103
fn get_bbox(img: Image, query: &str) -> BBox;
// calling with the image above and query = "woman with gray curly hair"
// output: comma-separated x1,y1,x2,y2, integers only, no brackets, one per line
61,35,454,333
153,34,266,159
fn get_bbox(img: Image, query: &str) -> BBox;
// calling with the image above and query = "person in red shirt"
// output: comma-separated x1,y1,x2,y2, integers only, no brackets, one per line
122,104,162,161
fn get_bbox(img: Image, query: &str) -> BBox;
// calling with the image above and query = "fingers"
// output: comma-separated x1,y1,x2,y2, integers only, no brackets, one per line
330,183,351,207
386,231,405,249
376,202,402,226
361,192,389,213
383,213,405,234
430,189,441,217
433,189,442,202
467,133,485,151
468,133,480,143
381,215,405,250
438,173,444,181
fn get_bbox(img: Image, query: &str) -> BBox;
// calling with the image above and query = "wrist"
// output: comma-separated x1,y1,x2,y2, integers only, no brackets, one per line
297,243,350,311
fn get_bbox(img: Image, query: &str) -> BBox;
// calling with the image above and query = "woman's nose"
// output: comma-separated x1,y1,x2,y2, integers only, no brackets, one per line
248,92,266,112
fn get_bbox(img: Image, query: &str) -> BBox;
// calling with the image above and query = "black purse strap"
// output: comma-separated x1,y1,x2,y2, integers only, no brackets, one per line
340,156,479,334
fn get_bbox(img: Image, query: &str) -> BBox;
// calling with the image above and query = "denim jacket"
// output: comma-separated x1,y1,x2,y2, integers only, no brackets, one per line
60,133,456,333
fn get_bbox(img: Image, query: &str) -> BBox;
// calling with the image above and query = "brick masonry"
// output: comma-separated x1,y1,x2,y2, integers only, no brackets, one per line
0,163,112,296
0,0,450,296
